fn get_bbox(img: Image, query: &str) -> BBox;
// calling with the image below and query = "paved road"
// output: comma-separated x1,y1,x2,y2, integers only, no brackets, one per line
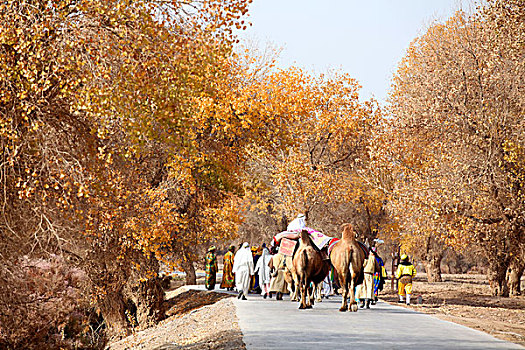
232,292,523,350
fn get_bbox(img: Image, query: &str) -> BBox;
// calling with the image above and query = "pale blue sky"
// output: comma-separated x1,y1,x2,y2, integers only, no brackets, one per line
240,0,471,103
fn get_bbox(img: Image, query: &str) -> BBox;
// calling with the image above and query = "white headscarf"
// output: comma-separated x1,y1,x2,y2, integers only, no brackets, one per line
232,242,254,274
287,213,306,232
255,247,272,283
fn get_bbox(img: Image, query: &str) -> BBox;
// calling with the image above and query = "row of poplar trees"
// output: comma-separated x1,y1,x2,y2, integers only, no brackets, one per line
0,0,523,348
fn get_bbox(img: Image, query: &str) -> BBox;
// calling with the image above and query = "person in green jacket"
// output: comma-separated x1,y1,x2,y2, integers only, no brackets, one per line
205,246,218,290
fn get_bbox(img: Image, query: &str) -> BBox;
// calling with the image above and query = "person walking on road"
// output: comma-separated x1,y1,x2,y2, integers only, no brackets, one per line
250,245,262,293
268,252,288,300
357,250,376,308
321,272,333,299
254,243,272,298
395,254,417,305
371,247,387,305
220,245,236,291
204,246,218,290
233,242,254,300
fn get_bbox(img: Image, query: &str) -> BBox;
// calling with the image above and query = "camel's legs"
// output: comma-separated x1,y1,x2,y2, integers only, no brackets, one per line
339,274,348,312
289,280,298,302
292,287,299,301
315,283,322,303
305,281,313,308
299,278,307,309
349,275,358,312
293,276,300,301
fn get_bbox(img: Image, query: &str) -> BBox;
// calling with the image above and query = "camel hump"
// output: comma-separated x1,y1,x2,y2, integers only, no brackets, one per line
300,229,311,246
301,249,308,268
341,223,356,242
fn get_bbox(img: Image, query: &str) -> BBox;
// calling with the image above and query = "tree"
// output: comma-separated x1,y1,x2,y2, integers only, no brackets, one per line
1,0,273,343
388,2,525,294
242,67,387,238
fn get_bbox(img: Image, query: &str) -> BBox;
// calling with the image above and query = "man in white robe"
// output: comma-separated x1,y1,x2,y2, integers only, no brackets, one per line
322,273,333,299
254,244,272,298
232,242,254,300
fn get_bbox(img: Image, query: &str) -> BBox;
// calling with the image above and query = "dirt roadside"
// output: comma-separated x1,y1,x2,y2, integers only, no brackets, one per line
381,274,525,347
109,287,245,350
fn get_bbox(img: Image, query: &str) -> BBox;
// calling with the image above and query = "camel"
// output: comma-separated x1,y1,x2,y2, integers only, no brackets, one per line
283,256,300,301
292,229,330,309
329,223,367,312
285,258,323,303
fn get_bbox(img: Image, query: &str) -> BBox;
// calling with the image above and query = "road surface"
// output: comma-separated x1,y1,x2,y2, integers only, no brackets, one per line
232,292,522,350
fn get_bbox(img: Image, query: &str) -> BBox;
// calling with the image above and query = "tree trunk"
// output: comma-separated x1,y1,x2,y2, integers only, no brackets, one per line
181,259,196,285
99,290,130,340
123,255,166,330
487,258,509,296
391,245,400,292
424,235,444,282
507,258,524,296
131,278,165,329
425,254,443,282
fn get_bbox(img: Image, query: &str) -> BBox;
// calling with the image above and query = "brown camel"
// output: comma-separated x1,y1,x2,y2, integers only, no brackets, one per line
285,256,323,303
329,223,367,312
283,256,299,301
292,229,330,309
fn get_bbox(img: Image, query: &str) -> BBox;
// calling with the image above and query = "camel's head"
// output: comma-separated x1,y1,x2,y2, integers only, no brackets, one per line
341,223,355,240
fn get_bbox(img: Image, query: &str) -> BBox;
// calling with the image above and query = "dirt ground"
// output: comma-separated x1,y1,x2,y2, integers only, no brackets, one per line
109,287,245,350
381,274,525,347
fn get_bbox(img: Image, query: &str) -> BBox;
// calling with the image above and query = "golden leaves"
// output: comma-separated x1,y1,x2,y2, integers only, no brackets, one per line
386,1,525,256
0,0,265,279
241,66,383,221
